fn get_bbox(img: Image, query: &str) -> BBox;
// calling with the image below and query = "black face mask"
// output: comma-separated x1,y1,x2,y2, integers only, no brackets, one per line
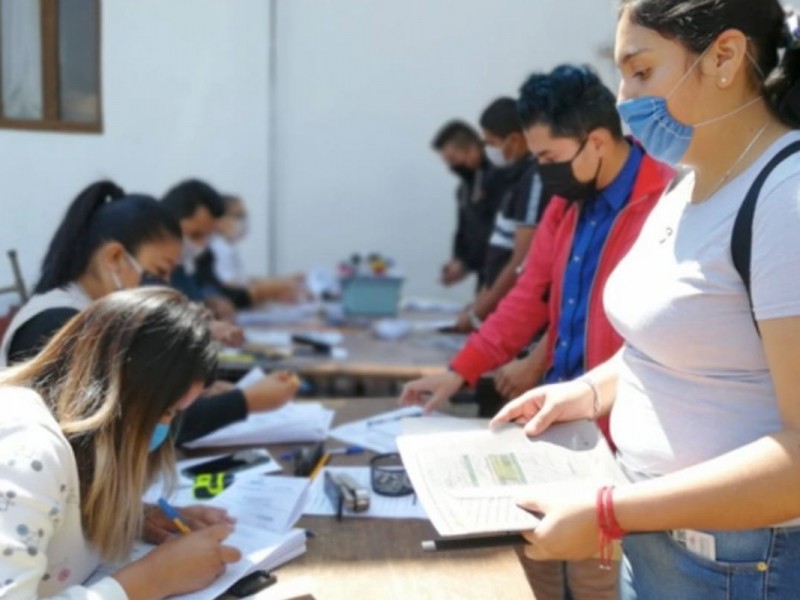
449,164,476,183
538,139,602,203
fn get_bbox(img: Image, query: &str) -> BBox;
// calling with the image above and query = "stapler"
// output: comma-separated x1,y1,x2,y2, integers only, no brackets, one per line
323,470,370,520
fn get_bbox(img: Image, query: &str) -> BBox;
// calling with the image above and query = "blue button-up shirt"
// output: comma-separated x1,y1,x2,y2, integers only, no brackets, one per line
545,143,643,383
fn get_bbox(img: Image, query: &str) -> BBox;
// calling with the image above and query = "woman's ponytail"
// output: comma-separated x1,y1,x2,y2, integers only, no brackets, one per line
35,180,125,294
765,13,800,128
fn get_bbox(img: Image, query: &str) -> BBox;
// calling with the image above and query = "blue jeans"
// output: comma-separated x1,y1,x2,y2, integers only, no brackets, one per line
620,527,800,600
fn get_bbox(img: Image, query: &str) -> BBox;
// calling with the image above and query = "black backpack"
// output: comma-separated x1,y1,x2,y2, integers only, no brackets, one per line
731,140,800,334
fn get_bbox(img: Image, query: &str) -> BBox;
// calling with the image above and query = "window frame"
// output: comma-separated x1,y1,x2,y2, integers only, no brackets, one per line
0,0,103,134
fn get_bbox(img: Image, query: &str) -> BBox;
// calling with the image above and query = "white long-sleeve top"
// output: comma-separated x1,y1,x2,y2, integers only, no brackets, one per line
0,386,127,600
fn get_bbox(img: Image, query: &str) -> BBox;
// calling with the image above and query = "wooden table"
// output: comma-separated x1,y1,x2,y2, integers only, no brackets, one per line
220,309,466,387
219,397,534,600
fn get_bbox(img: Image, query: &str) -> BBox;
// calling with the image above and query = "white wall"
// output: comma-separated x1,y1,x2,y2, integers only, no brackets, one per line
0,0,271,307
0,0,621,310
272,0,619,302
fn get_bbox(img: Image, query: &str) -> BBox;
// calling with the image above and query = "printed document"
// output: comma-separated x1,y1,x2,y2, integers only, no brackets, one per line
397,419,626,536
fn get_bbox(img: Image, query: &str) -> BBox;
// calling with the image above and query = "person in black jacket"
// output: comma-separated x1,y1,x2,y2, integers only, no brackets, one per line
453,97,551,332
431,121,502,289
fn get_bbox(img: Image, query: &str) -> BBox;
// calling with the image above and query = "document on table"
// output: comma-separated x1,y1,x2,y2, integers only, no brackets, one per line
146,472,309,534
88,475,309,600
210,475,310,535
303,467,428,520
185,401,334,448
328,406,460,453
237,303,321,326
397,419,627,537
185,368,334,447
88,529,306,600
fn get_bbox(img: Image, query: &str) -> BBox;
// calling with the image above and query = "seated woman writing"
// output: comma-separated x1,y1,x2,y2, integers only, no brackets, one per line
0,288,241,599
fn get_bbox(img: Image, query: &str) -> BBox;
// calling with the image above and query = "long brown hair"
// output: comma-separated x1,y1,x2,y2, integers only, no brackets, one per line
0,288,217,560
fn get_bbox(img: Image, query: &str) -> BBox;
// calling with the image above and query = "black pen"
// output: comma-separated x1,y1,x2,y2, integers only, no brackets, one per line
421,533,528,552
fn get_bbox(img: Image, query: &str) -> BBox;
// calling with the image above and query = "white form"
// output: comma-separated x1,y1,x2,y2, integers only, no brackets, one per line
328,406,461,453
184,402,334,448
397,418,626,536
88,476,309,600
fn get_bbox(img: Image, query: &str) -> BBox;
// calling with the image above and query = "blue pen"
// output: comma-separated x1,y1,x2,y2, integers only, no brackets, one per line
158,498,191,534
328,445,365,456
281,445,363,461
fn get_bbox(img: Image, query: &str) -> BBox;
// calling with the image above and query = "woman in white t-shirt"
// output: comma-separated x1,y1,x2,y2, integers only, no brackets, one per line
491,1,800,598
0,288,240,599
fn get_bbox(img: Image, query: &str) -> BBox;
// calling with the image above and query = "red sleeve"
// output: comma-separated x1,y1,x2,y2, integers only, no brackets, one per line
450,197,568,386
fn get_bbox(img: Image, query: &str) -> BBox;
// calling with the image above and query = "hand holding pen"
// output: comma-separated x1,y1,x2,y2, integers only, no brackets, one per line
118,522,241,599
143,498,236,544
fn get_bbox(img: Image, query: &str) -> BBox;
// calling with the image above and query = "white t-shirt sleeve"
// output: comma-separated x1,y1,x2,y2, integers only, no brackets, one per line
751,171,800,321
0,420,127,600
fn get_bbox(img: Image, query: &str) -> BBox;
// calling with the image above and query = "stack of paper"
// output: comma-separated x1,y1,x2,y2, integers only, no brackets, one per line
303,466,428,520
90,474,310,600
88,528,306,600
185,368,334,448
397,419,627,537
184,402,334,448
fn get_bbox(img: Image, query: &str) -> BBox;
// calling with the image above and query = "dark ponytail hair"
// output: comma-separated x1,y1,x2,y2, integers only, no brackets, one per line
36,180,182,294
619,0,800,127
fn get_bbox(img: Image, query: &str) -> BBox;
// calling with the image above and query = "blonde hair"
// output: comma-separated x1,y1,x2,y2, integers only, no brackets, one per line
0,287,216,560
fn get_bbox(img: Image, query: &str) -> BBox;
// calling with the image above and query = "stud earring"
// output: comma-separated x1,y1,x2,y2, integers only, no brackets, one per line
720,77,728,85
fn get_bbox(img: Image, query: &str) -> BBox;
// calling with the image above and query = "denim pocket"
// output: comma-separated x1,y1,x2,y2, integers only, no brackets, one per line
663,530,772,575
622,531,771,600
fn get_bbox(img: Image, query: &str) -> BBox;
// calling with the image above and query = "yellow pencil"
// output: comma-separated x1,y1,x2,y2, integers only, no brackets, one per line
308,452,331,480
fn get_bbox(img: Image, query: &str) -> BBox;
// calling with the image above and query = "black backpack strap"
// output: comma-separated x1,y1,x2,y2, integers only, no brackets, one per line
731,140,800,334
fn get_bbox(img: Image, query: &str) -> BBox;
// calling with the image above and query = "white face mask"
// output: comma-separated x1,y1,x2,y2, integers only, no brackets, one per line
182,239,206,274
110,270,124,291
486,144,512,168
110,252,142,291
227,218,248,243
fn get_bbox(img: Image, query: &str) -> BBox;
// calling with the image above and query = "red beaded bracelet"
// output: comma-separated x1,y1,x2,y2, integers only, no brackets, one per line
596,485,625,569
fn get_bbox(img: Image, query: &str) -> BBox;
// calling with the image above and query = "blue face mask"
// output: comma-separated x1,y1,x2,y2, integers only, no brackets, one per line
149,422,171,452
617,96,693,166
617,49,762,166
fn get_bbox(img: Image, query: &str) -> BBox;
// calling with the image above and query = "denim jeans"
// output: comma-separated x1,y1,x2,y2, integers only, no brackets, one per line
620,527,800,600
